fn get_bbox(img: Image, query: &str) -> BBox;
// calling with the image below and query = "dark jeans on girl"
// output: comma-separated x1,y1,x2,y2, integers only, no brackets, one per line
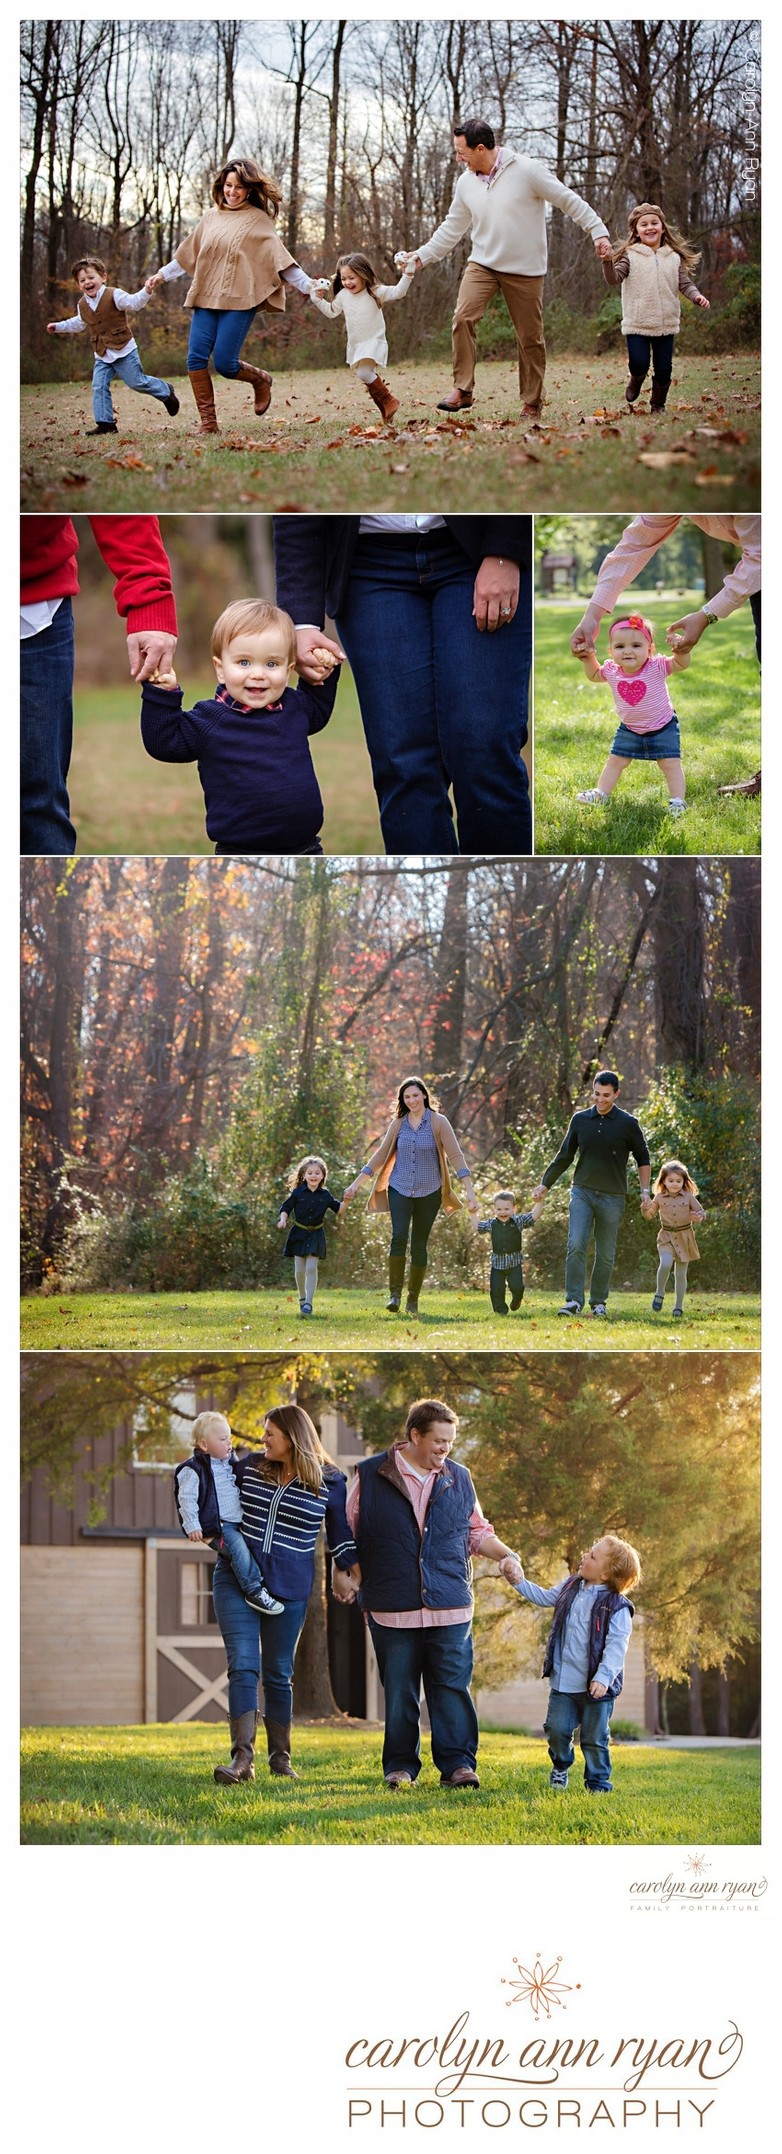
387,1185,442,1267
334,528,532,855
211,1556,307,1720
20,597,76,855
626,332,675,386
544,1688,615,1791
187,306,258,377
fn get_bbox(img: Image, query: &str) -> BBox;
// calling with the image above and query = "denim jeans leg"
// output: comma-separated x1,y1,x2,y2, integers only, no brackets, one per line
408,1190,442,1267
335,540,459,854
187,309,220,371
626,333,652,380
429,556,532,854
91,357,116,423
387,1186,414,1262
543,1688,581,1772
218,1523,263,1598
589,1193,625,1306
258,1598,309,1722
421,1623,479,1779
650,334,675,385
20,598,76,854
112,350,172,402
580,1695,614,1790
564,1187,594,1309
369,1619,424,1779
211,1556,262,1717
212,308,259,377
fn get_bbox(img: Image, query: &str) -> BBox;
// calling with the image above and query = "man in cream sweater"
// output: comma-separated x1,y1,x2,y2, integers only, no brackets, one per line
401,117,610,414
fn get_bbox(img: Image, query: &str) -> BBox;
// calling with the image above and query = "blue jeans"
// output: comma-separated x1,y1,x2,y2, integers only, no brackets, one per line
368,1616,479,1780
626,332,675,385
387,1185,442,1268
218,1523,263,1598
20,597,76,854
334,531,532,854
211,1556,308,1720
544,1687,615,1791
565,1187,626,1309
92,348,171,423
186,307,258,377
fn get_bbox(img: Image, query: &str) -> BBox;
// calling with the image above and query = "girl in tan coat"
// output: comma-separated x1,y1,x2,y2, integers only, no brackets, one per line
342,1077,479,1315
643,1159,705,1319
146,157,317,435
602,203,710,413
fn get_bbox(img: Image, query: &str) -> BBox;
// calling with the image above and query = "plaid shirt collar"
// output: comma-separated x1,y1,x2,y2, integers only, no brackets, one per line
215,683,284,715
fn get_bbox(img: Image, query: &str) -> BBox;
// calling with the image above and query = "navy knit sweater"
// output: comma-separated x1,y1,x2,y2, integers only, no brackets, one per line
140,672,338,853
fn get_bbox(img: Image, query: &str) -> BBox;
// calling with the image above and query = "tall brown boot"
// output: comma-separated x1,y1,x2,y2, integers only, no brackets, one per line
405,1263,426,1316
188,368,219,434
213,1710,257,1783
625,374,646,405
365,374,399,422
236,361,272,416
387,1254,406,1312
649,377,670,412
265,1717,300,1778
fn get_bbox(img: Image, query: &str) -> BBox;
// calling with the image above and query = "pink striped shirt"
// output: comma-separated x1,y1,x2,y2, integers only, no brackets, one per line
599,653,677,734
346,1450,496,1629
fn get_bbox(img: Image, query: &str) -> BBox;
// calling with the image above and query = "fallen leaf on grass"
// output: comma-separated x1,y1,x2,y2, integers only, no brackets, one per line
105,454,153,471
694,471,737,487
637,448,696,468
59,471,89,486
691,426,749,446
325,437,345,449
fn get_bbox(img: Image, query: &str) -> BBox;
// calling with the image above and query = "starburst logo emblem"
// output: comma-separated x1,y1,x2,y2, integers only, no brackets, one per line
501,1955,580,2019
684,1853,711,1875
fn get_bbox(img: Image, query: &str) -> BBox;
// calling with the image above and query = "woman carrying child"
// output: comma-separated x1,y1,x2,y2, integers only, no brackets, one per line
309,251,414,420
341,1077,479,1317
643,1159,704,1319
278,1156,342,1317
602,202,710,414
146,157,317,434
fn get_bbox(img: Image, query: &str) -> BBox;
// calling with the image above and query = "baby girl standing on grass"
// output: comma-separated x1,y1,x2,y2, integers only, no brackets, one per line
278,1156,343,1317
575,612,691,817
643,1159,704,1319
602,202,710,413
309,252,414,420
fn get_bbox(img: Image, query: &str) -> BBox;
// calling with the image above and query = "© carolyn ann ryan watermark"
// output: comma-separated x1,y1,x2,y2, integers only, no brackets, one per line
628,1854,767,1914
738,44,760,203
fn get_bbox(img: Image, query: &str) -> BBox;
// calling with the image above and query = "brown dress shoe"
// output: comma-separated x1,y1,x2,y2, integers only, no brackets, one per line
236,361,272,415
441,1766,480,1787
188,368,219,434
522,401,542,418
213,1710,257,1783
437,387,473,411
265,1716,300,1778
385,1770,414,1789
365,374,399,421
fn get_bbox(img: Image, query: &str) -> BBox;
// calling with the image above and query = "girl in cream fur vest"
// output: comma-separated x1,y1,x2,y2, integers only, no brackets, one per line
602,203,709,412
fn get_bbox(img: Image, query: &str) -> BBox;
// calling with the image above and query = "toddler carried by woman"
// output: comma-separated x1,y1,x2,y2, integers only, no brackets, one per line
278,1156,343,1316
575,612,691,817
309,252,414,420
602,202,710,413
643,1159,704,1318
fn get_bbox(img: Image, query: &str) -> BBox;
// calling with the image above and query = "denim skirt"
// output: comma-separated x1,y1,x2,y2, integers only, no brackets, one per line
610,713,681,760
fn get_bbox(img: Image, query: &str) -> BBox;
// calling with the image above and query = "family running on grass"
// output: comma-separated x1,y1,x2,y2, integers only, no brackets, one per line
47,123,710,436
272,1073,704,1323
174,1398,642,1795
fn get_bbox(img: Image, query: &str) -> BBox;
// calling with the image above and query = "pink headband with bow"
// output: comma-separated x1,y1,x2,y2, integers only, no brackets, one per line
609,613,654,644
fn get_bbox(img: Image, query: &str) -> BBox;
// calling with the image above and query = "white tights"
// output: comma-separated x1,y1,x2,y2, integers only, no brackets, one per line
294,1256,319,1304
655,1248,689,1309
356,361,379,383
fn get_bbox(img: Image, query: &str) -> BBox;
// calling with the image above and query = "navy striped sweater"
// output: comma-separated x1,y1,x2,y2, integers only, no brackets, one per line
234,1457,357,1602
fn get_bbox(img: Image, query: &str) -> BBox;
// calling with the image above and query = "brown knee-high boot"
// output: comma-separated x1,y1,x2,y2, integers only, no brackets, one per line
213,1709,257,1783
365,374,399,421
188,368,219,434
405,1263,426,1316
387,1254,406,1312
265,1718,300,1778
236,361,272,416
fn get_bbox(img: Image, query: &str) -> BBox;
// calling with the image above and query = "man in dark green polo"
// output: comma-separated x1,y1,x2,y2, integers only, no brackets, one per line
532,1071,651,1316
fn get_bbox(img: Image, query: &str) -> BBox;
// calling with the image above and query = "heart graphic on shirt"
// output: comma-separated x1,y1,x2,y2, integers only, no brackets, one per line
617,678,647,706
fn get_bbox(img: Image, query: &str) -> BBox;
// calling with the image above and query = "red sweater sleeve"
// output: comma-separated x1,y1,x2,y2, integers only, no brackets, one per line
88,517,177,635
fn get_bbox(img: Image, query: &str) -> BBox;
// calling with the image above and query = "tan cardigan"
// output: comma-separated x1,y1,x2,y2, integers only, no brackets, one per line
174,204,296,312
363,1111,472,1215
603,244,704,336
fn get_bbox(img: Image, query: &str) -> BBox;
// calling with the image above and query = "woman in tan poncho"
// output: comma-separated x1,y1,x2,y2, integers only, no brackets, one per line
146,156,316,434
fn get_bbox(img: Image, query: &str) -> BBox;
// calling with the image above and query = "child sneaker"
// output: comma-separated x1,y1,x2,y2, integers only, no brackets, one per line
244,1582,284,1615
549,1768,569,1789
557,1299,582,1317
577,788,609,805
668,798,686,817
652,1294,664,1311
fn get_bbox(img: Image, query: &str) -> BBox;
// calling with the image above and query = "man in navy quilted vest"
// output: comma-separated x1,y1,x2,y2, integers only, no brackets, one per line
345,1398,519,1789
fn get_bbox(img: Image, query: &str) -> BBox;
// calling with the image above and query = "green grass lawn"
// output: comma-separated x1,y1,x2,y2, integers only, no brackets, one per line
533,596,761,856
20,354,760,513
20,1287,760,1352
69,670,382,856
20,1724,760,1845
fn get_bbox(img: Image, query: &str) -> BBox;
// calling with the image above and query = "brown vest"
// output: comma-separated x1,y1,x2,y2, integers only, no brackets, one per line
78,288,132,356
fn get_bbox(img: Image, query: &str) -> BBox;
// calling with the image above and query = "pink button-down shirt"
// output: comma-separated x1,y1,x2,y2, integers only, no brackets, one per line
346,1450,496,1628
591,515,761,620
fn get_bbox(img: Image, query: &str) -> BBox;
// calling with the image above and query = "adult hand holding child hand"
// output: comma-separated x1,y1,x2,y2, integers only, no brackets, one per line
295,626,346,684
499,1555,524,1584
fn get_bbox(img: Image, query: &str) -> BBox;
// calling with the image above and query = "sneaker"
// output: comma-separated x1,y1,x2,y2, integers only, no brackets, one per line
163,385,180,415
557,1300,582,1317
549,1768,569,1789
85,421,118,435
244,1583,284,1615
299,1300,313,1317
652,1295,664,1311
586,1785,613,1795
591,1302,608,1318
668,798,686,817
577,788,609,805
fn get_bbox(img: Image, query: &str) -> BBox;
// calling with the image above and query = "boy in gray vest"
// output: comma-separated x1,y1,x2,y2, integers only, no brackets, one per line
475,1187,545,1314
47,255,180,437
500,1533,641,1792
174,1410,282,1615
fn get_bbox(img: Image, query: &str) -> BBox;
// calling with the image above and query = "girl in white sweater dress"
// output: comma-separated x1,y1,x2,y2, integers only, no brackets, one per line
602,202,710,413
309,252,414,420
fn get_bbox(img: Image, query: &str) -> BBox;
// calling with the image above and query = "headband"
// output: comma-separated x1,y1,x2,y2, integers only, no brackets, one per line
609,614,653,642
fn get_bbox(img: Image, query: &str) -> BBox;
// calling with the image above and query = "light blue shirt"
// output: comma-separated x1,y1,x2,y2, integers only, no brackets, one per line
513,1575,632,1692
177,1452,243,1535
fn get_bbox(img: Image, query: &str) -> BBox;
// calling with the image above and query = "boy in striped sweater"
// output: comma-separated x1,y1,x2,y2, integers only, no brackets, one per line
174,1412,283,1615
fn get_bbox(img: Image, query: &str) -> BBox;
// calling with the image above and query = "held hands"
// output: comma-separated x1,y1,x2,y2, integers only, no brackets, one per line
499,1554,524,1585
589,1680,608,1699
571,613,602,657
531,1183,548,1203
395,251,421,272
332,1563,362,1604
594,237,613,259
295,626,346,685
310,278,331,293
188,1529,204,1542
128,631,178,684
144,273,164,293
666,612,709,654
473,557,521,633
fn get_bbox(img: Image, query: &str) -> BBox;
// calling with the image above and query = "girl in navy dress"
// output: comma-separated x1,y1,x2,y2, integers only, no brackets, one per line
278,1155,343,1316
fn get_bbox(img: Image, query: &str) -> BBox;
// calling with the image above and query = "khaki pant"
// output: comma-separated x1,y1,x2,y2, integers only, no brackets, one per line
452,261,546,406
